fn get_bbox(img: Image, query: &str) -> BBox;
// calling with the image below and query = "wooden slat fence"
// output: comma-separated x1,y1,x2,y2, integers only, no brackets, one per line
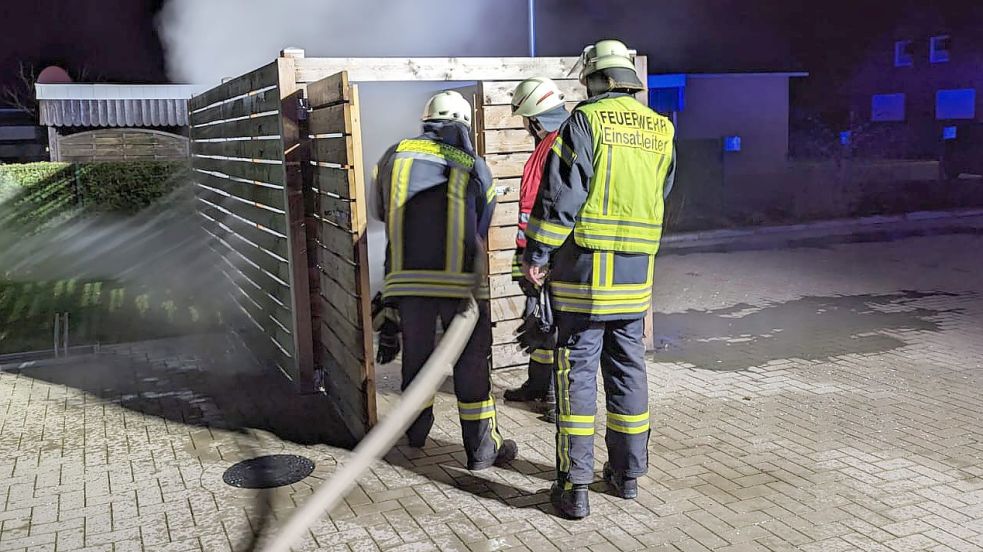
305,71,377,438
188,60,315,387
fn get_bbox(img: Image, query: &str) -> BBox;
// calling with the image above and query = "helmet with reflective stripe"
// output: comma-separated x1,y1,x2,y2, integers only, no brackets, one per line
579,39,638,84
422,90,473,128
510,77,565,118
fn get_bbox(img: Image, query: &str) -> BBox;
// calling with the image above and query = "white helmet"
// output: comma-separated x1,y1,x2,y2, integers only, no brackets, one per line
422,90,472,128
579,39,638,85
510,77,565,118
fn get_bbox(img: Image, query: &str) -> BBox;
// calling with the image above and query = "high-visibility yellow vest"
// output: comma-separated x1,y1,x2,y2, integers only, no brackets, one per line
572,96,674,255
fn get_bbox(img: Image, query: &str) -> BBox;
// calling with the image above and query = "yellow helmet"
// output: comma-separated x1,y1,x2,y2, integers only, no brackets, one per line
579,39,638,85
510,77,565,117
422,90,473,128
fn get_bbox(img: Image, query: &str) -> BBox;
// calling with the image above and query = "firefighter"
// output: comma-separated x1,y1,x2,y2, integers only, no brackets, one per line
502,77,569,423
372,90,518,470
522,40,676,518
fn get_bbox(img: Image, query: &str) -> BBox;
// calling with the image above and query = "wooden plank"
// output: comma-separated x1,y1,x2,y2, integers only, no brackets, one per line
494,178,521,203
347,83,378,428
228,276,295,337
309,103,351,135
489,249,516,275
190,61,279,110
482,79,585,106
481,101,581,130
307,72,350,109
321,361,368,439
191,114,281,140
317,221,357,263
277,54,316,389
191,138,284,161
489,274,523,299
312,166,358,199
191,88,282,126
210,241,293,313
207,224,292,284
491,295,526,323
196,187,288,235
316,295,363,359
490,201,519,228
313,191,354,231
228,283,295,358
483,129,534,154
315,245,357,292
319,272,360,321
191,170,286,210
489,225,517,251
191,156,286,185
492,343,528,370
485,154,527,179
311,136,352,166
295,57,581,84
492,319,522,344
319,321,364,379
197,200,288,257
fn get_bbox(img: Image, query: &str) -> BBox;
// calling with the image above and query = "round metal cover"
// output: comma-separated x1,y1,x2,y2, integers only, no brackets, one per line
222,455,315,489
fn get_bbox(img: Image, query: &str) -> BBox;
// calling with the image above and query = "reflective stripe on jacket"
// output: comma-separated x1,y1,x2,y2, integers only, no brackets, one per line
522,93,675,320
373,124,496,300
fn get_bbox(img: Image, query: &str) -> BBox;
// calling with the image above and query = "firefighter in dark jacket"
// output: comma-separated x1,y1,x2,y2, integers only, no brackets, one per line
502,77,569,422
522,40,676,518
372,90,518,470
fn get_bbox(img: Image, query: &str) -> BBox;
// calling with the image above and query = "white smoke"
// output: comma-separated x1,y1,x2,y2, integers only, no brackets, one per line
157,0,528,85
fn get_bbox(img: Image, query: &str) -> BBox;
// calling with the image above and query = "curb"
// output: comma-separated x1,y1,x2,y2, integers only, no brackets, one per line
662,208,983,250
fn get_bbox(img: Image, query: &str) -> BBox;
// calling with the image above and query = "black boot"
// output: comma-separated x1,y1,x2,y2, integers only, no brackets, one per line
542,387,557,423
504,382,547,402
603,462,638,499
551,481,590,519
468,439,519,470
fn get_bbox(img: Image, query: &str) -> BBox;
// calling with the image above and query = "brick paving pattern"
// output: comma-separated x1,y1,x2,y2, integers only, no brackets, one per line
2,231,983,551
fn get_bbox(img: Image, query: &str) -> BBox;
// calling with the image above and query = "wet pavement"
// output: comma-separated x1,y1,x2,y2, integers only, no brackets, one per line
2,230,983,551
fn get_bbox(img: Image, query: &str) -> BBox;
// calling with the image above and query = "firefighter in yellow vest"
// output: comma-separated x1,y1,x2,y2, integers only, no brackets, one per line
522,40,676,518
372,91,518,470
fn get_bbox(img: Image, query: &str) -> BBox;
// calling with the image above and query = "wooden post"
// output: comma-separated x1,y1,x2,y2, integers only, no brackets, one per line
278,50,317,391
47,127,61,162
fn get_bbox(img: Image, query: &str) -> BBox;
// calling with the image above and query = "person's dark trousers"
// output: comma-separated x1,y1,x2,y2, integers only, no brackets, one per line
397,297,505,466
553,314,650,485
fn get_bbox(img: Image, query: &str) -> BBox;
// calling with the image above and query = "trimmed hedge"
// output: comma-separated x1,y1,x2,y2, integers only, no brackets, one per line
0,161,186,228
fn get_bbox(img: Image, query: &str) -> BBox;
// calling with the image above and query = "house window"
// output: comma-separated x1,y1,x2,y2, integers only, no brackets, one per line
936,88,976,120
943,126,958,140
894,40,913,67
930,35,951,63
871,93,906,122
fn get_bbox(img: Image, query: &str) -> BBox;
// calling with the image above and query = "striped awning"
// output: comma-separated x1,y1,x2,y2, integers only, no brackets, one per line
35,84,207,128
39,99,191,127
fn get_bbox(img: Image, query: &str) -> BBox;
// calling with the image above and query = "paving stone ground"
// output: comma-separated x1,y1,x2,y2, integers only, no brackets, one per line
2,230,983,551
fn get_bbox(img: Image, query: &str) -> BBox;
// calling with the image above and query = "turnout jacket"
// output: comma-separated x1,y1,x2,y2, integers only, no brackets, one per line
372,121,496,300
523,93,676,320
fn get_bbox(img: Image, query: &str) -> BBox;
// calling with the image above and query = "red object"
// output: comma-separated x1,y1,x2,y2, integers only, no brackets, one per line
516,131,558,248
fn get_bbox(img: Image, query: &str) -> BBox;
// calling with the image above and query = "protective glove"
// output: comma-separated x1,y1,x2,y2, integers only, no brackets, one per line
514,283,556,354
371,293,401,364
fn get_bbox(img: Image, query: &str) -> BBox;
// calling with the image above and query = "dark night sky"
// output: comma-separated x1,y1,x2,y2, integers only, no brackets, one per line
0,1,975,104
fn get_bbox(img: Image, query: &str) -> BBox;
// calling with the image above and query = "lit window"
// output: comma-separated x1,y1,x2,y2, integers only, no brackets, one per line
723,136,742,152
895,40,913,67
930,35,951,63
872,93,906,122
936,89,976,120
943,126,957,140
840,131,852,145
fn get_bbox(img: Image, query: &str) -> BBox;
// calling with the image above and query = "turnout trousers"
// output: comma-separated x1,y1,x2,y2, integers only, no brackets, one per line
554,314,650,485
397,297,505,467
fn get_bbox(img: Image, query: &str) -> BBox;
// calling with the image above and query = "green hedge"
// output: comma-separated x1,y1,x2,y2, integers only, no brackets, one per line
0,161,186,229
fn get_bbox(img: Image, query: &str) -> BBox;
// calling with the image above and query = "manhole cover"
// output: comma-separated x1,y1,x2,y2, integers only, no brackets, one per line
222,455,315,489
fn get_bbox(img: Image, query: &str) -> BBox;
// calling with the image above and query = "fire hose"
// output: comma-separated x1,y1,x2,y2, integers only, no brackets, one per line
262,295,480,552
